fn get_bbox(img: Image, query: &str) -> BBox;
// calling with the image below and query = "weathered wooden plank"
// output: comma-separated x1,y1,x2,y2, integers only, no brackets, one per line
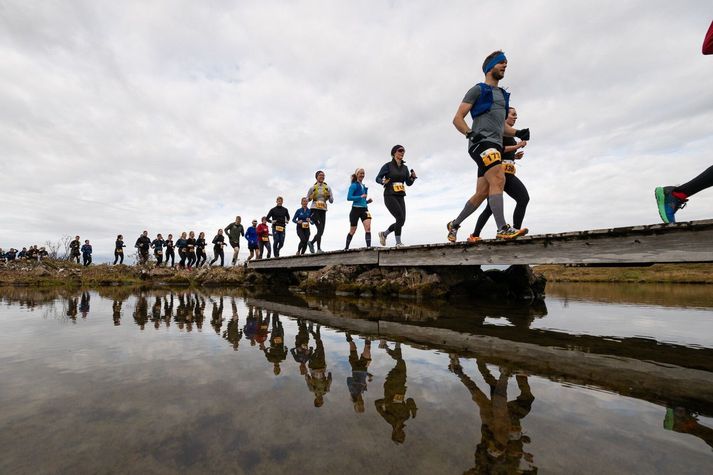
248,248,379,269
378,226,713,266
247,219,713,269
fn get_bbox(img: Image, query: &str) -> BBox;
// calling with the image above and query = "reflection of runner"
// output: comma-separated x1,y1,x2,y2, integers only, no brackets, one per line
375,341,417,443
133,295,149,330
79,292,90,318
346,333,372,413
210,297,224,334
112,299,122,326
664,406,713,451
263,313,288,375
243,306,258,345
290,319,313,375
655,21,713,224
449,356,536,473
305,324,332,407
222,298,243,351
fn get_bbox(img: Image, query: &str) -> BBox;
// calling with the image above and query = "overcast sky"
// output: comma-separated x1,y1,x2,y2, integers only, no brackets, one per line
2,0,712,261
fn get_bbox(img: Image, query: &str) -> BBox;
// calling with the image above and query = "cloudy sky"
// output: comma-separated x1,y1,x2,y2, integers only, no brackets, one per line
2,0,712,260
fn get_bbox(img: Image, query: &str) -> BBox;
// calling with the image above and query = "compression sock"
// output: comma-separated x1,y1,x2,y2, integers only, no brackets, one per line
674,165,713,198
365,232,371,248
453,201,478,227
489,193,507,229
345,233,353,249
395,235,402,245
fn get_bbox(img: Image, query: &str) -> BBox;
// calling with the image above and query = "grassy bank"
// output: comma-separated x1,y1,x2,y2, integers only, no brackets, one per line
0,260,258,287
534,263,713,284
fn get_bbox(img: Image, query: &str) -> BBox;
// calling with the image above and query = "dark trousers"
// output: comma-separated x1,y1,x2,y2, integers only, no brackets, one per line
186,251,196,267
82,254,91,266
259,240,271,259
179,251,187,268
474,173,530,236
273,231,285,257
210,247,224,266
113,251,124,265
384,194,406,236
154,253,163,265
165,249,174,267
309,209,327,250
196,249,206,267
296,225,310,254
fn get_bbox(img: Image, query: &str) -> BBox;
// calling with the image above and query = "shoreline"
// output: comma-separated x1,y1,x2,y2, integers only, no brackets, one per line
533,263,713,284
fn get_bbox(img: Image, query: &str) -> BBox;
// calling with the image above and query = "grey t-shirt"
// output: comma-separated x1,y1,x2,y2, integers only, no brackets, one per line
462,84,507,147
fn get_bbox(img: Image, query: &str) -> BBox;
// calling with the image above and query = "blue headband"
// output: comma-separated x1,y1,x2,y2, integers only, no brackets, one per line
483,52,507,74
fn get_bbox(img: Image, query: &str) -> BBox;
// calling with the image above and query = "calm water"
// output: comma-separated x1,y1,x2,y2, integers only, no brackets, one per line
1,284,712,474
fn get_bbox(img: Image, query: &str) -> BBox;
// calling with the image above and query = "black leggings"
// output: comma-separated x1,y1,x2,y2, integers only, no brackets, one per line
210,248,224,266
675,165,713,197
179,250,187,268
296,225,310,254
113,251,124,265
473,173,530,236
165,249,175,267
186,251,196,267
309,209,327,250
154,253,163,265
384,194,406,236
196,249,206,267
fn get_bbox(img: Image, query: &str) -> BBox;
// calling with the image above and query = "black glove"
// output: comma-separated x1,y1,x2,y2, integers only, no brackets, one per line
515,128,530,141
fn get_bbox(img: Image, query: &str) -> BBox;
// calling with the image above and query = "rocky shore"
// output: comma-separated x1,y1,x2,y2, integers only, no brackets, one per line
0,259,546,301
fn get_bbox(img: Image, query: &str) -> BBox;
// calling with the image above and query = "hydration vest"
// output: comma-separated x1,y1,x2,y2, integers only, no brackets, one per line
470,83,510,119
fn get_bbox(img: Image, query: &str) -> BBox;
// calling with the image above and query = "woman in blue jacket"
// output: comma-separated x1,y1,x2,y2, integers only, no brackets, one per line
345,168,373,250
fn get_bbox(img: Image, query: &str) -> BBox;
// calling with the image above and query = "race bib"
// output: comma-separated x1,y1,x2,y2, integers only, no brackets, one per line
116,249,123,253
503,162,516,174
315,200,327,210
301,222,310,229
275,226,284,232
366,211,372,219
261,236,269,242
480,148,501,167
188,245,195,251
393,394,405,403
156,250,163,255
392,182,405,193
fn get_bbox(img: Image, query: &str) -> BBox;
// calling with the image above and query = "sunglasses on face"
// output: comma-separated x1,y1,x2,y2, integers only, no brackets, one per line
396,149,405,153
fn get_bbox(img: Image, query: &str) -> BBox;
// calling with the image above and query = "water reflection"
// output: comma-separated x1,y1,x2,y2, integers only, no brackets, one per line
1,286,712,473
376,341,417,444
449,357,535,473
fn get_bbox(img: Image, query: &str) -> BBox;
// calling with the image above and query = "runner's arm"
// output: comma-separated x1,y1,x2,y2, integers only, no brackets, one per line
453,102,473,135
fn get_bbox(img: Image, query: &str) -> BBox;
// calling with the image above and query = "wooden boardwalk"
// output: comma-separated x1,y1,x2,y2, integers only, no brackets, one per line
248,219,713,269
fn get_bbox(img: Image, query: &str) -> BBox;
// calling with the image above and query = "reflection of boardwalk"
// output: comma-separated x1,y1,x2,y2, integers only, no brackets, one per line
249,297,713,417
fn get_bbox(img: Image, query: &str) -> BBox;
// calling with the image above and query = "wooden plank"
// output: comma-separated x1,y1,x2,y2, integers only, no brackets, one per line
246,219,713,269
378,220,713,266
248,248,379,269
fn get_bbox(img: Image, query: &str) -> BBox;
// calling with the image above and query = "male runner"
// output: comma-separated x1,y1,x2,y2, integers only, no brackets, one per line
224,216,244,265
447,50,531,242
655,21,713,223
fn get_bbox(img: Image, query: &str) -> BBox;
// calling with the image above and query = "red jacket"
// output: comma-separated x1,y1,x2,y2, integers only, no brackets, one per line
256,223,270,241
704,21,713,55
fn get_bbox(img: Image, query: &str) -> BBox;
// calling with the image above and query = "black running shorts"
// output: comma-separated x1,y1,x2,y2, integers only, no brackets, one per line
469,141,503,177
349,207,371,226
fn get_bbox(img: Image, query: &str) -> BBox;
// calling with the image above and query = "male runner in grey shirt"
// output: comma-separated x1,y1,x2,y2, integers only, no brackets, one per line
447,50,530,242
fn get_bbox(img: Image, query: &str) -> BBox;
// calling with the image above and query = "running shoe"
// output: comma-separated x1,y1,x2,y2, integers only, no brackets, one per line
446,221,459,243
466,234,481,244
496,224,527,240
655,186,687,224
308,242,315,253
378,231,386,246
395,242,405,248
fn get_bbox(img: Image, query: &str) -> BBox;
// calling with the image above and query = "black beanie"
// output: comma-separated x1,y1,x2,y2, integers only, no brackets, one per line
390,144,404,157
